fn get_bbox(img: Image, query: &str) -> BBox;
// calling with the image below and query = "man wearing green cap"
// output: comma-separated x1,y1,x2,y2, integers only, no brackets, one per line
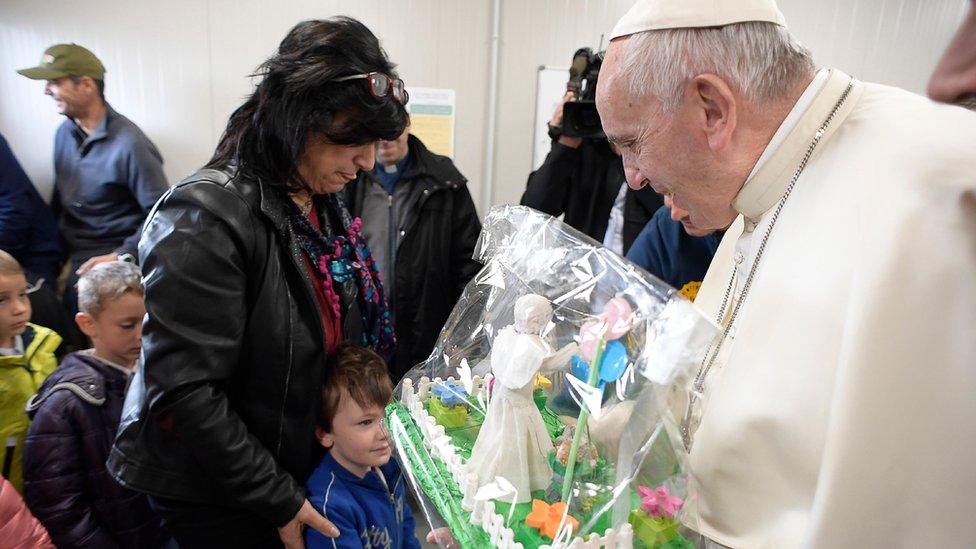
18,43,168,315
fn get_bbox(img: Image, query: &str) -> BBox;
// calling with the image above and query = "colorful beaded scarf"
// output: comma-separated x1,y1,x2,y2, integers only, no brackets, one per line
288,193,396,362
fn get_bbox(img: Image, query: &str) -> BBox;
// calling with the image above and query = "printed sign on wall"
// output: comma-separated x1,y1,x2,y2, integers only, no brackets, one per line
406,87,456,158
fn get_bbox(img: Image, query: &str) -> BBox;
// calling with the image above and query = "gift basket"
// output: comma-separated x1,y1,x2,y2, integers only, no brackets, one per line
386,205,718,548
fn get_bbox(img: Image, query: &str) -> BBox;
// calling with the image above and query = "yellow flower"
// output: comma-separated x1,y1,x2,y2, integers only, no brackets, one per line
533,373,552,390
679,281,702,302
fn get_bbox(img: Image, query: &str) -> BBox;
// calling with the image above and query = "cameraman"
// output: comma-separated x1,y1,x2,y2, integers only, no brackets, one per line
520,89,662,255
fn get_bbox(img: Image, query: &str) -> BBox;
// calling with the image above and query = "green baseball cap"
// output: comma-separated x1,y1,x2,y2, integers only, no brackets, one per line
17,43,105,81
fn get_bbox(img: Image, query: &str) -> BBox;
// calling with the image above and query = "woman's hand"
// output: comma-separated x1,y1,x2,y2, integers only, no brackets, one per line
277,499,339,548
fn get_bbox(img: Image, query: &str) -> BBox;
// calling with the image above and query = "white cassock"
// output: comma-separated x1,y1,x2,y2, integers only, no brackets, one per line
685,68,976,548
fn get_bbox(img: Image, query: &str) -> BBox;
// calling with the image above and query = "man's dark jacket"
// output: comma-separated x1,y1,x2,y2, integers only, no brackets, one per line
108,168,356,527
0,132,65,282
23,352,170,548
521,139,663,254
345,136,482,381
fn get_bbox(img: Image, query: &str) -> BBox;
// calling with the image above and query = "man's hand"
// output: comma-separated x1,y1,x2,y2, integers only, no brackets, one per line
549,90,575,128
75,252,119,275
550,90,583,149
277,499,339,549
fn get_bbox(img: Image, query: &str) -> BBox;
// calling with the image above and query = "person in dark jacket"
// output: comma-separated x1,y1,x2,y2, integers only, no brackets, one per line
23,261,171,548
345,129,481,380
626,198,722,301
0,137,83,353
106,18,408,549
521,90,663,255
0,132,65,285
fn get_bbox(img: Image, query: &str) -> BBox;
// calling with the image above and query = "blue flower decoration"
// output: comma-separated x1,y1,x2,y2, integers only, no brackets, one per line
431,382,469,407
570,340,629,389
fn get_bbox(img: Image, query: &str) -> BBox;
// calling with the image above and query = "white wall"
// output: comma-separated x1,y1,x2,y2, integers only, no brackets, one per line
0,0,491,203
0,0,968,212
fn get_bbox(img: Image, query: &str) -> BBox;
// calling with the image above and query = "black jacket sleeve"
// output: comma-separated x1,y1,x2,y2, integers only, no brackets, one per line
449,185,483,297
138,182,305,525
520,141,580,216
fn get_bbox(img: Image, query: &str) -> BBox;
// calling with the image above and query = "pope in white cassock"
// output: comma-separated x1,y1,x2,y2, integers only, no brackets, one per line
597,1,976,547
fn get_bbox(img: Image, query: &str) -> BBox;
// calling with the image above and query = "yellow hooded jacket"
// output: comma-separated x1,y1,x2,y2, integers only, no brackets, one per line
0,323,61,493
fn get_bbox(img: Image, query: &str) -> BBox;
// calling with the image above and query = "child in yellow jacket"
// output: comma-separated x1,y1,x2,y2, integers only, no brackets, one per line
0,250,60,493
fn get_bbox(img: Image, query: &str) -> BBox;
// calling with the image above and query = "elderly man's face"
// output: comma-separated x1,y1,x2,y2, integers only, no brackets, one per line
597,40,740,231
376,126,410,166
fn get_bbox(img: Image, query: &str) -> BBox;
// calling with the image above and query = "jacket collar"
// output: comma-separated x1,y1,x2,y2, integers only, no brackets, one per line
69,103,116,151
357,134,467,200
733,69,863,221
24,351,128,417
320,450,391,493
400,134,467,189
79,349,134,378
258,177,295,234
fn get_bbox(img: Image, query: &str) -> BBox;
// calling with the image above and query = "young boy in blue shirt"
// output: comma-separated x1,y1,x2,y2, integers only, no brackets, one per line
306,343,421,549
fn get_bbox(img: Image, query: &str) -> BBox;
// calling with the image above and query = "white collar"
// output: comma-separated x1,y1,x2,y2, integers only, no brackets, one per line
746,68,830,181
81,349,135,378
0,335,24,356
733,69,862,220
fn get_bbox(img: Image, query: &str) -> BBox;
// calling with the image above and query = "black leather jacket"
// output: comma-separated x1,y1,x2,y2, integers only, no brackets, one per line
109,168,350,526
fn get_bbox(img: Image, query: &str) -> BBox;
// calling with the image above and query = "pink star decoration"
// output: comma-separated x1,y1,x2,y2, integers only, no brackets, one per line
638,485,684,519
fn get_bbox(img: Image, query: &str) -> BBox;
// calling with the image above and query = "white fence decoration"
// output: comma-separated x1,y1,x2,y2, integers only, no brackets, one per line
399,377,633,548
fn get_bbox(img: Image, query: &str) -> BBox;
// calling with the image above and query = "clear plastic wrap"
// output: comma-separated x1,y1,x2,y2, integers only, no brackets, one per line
387,205,718,548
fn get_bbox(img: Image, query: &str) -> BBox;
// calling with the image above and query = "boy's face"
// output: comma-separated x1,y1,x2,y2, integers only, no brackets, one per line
76,292,145,367
0,273,31,347
316,389,391,478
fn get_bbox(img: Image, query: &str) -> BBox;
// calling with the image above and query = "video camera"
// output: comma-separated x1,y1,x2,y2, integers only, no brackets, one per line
560,47,605,140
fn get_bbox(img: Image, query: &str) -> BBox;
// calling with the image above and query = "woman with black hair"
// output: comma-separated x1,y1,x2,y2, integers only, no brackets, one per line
107,18,409,548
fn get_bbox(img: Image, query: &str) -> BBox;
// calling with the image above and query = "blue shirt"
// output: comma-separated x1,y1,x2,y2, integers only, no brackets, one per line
626,206,721,296
52,105,168,260
372,153,410,195
306,451,420,549
0,133,65,281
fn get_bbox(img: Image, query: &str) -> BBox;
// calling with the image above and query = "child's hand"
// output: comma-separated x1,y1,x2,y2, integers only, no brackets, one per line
426,527,457,549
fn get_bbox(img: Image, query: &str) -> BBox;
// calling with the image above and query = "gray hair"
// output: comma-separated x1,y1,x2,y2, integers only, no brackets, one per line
620,21,816,111
77,261,143,316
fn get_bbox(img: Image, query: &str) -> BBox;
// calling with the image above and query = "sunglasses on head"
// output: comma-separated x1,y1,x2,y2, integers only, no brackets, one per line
333,72,408,105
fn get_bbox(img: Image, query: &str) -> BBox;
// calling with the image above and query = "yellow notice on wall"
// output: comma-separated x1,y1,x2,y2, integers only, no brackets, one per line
406,87,456,158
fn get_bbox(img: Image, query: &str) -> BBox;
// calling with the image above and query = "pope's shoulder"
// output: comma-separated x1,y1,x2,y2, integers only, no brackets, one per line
854,81,976,142
843,80,976,190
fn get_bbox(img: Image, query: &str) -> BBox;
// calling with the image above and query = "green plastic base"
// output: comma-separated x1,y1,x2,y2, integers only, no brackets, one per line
428,398,470,428
391,390,642,548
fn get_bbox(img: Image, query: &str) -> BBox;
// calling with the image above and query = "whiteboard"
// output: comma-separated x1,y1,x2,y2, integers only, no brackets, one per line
532,66,569,171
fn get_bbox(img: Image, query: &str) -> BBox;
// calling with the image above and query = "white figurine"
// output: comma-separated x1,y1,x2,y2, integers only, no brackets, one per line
467,294,577,502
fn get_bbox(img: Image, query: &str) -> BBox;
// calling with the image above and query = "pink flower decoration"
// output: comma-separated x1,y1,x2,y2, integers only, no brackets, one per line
638,485,684,519
602,297,634,340
578,298,635,360
579,320,602,361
